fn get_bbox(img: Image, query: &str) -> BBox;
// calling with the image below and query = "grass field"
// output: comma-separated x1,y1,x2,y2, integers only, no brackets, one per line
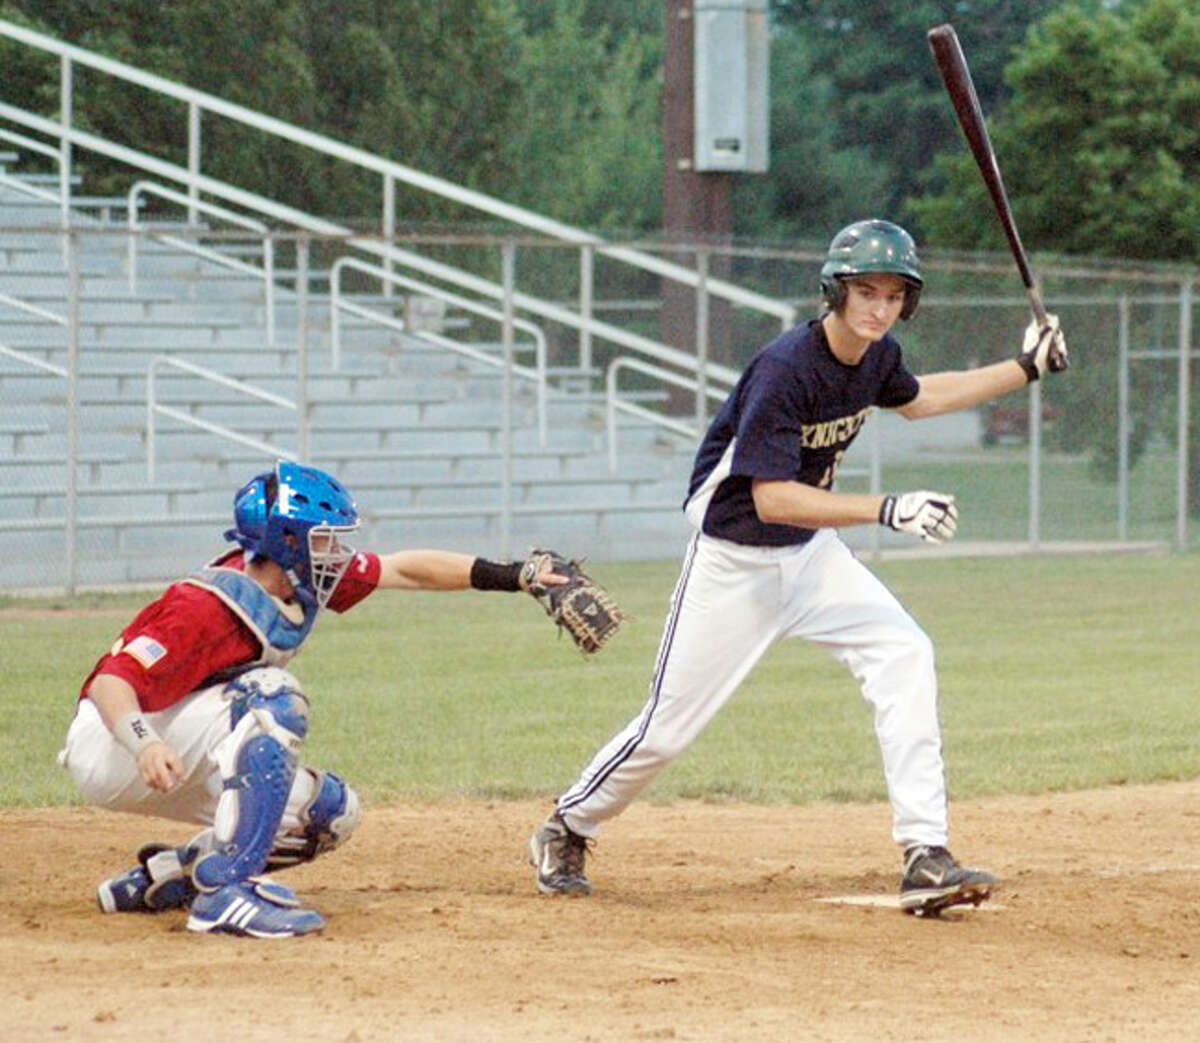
858,447,1187,545
4,548,1199,809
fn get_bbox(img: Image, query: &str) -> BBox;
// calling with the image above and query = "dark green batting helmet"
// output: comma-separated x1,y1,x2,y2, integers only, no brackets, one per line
819,219,923,320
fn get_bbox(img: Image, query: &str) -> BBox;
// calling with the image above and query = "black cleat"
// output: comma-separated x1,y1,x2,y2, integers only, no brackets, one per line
899,844,996,917
529,812,593,896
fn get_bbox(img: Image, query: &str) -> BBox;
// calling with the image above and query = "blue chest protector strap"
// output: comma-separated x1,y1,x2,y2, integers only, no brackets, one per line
182,564,318,680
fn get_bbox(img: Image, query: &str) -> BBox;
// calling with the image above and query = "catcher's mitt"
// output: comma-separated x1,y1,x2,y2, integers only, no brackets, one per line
519,548,626,655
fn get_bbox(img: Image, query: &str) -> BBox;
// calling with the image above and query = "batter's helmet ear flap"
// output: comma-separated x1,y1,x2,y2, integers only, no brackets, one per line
820,275,848,314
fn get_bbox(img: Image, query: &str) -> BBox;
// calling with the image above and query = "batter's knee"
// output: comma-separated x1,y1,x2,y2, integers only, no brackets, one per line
625,732,691,767
885,622,936,677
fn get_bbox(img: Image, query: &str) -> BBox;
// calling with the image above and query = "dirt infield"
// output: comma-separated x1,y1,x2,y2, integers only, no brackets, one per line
4,782,1199,1042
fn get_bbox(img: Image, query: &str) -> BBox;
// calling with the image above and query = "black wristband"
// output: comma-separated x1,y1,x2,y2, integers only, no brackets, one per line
879,494,896,528
469,558,522,592
1016,353,1039,383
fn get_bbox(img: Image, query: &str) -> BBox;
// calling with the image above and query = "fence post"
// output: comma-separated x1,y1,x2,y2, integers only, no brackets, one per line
695,249,710,433
187,101,201,225
1116,296,1130,542
499,239,517,559
297,234,311,463
382,175,395,299
146,360,157,483
1177,281,1192,548
1028,374,1042,549
58,56,72,266
579,244,594,377
65,230,80,594
330,259,342,372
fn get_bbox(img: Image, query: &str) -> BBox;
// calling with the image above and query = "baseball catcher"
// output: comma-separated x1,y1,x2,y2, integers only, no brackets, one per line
60,459,608,939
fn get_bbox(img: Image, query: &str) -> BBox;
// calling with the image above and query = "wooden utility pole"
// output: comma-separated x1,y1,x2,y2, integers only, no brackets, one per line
662,0,732,363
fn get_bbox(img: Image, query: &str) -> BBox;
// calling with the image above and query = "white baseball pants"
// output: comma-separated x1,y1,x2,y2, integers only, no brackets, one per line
557,528,950,849
59,683,318,831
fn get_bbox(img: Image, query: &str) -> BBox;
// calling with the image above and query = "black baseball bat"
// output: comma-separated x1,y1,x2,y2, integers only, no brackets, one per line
927,23,1054,333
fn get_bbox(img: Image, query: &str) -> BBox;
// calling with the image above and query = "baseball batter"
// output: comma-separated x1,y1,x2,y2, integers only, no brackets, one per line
531,219,1069,916
61,460,567,938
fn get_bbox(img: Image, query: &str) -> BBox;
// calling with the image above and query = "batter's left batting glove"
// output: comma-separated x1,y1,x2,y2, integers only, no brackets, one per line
880,491,958,543
1016,313,1068,382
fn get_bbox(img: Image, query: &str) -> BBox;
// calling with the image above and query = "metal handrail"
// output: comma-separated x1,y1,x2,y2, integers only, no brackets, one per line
0,19,794,326
146,355,295,481
127,180,276,344
606,356,733,472
0,169,59,204
0,86,750,395
0,125,66,227
0,18,794,382
0,125,61,163
0,98,743,387
0,342,67,377
0,291,67,326
329,256,549,446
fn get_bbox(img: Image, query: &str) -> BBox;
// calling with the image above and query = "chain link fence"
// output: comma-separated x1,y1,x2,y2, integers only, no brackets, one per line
1,220,1196,594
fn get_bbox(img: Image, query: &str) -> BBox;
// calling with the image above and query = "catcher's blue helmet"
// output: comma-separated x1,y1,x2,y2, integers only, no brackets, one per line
227,460,359,609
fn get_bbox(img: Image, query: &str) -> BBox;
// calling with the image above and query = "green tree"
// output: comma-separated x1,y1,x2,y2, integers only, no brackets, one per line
912,0,1200,508
501,0,662,231
770,0,1065,230
0,0,532,221
911,1,1200,258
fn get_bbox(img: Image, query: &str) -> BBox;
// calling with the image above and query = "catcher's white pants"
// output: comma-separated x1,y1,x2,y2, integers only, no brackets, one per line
59,683,317,832
557,529,950,849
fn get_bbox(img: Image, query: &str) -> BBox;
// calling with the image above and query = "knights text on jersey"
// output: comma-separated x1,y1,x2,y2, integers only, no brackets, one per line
684,320,919,546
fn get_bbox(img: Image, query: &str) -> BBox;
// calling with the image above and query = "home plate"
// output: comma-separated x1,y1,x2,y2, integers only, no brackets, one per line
815,894,1003,913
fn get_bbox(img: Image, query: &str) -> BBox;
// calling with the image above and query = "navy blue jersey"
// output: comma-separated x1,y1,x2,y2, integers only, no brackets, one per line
684,319,920,546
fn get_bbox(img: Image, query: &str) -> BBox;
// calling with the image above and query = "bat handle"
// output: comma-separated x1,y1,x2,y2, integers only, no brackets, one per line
1026,289,1069,370
1028,291,1048,327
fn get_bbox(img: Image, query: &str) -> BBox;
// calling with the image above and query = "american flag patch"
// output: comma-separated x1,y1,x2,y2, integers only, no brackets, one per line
122,634,168,669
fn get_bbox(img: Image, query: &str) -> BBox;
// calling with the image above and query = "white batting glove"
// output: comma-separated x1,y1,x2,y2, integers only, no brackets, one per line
879,491,958,543
1016,313,1068,382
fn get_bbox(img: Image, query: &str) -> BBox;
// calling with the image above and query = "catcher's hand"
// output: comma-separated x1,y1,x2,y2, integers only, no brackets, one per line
519,549,626,655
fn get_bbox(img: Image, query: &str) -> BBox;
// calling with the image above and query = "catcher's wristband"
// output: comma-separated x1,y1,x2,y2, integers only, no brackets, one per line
469,557,522,592
112,710,163,759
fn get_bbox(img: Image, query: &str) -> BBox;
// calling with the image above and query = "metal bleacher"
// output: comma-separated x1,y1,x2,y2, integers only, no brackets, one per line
0,18,806,592
0,168,693,591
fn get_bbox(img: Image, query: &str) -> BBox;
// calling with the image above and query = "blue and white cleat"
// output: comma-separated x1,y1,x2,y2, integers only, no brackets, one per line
186,877,326,938
96,843,197,913
97,864,152,913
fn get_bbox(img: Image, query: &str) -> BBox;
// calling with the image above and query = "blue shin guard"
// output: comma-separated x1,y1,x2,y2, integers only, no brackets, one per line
193,670,310,893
